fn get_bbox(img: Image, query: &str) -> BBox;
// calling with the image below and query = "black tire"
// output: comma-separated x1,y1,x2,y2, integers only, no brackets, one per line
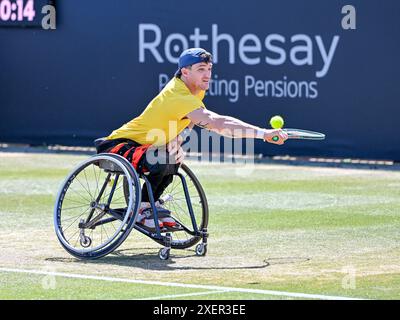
195,243,207,256
54,154,141,259
158,247,170,260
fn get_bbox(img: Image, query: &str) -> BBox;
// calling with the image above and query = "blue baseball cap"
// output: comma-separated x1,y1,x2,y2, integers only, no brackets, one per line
174,48,212,77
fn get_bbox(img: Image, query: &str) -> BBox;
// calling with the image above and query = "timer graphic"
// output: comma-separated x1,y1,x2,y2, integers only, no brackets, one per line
0,0,36,22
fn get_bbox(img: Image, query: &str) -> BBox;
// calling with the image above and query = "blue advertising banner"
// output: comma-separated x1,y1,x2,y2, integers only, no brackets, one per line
0,0,399,160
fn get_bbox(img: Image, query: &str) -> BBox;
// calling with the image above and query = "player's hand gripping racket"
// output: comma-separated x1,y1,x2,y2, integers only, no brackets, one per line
272,128,326,141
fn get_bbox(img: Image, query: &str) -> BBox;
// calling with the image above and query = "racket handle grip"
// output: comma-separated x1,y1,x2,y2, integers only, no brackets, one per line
272,136,279,142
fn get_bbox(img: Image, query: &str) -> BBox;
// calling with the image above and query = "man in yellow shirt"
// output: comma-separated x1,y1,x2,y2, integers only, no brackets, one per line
96,48,288,231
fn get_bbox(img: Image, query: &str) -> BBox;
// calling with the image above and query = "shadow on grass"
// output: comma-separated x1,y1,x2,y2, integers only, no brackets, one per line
46,248,310,271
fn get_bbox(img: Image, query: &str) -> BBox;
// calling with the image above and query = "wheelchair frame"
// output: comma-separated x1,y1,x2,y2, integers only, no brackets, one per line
54,153,209,260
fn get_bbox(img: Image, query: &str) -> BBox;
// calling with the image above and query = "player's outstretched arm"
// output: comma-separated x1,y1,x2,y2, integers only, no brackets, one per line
186,108,288,145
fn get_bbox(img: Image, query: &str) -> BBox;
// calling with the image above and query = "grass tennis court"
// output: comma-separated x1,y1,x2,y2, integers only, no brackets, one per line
0,152,399,299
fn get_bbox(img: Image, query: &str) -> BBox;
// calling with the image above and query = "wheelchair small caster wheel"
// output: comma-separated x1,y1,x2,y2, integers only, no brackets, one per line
80,236,92,248
159,248,170,260
195,243,207,256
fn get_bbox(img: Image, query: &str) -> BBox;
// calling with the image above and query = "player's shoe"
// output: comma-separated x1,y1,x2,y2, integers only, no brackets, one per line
155,195,179,229
135,206,163,231
153,204,178,228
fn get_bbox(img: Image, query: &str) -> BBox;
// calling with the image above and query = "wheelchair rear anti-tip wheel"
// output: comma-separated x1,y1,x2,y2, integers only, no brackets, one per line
54,154,141,259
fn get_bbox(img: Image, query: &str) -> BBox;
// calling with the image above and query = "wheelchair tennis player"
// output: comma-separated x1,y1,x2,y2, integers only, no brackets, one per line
95,48,288,232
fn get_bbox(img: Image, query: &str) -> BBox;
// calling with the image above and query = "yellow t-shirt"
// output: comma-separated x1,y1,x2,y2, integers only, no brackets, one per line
106,77,205,146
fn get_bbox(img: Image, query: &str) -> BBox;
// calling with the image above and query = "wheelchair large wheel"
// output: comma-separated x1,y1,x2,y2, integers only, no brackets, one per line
122,162,208,250
54,154,141,259
149,163,208,249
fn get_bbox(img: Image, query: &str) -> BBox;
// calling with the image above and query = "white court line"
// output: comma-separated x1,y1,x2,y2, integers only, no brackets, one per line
0,267,365,300
138,290,229,300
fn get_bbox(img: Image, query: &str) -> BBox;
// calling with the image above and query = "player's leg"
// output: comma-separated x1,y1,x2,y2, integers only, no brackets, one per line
140,149,179,200
140,155,180,228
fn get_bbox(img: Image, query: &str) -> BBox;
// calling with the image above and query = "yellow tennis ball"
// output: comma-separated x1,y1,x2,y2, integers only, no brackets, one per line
269,115,284,129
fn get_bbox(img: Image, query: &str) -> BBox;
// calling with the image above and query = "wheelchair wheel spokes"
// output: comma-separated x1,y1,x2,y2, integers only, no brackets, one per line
159,163,208,249
54,155,140,259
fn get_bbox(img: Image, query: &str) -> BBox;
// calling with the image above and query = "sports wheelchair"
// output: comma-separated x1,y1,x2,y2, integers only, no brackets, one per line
53,152,209,260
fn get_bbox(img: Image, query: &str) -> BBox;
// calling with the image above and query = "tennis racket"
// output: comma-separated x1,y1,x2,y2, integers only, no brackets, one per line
272,128,325,141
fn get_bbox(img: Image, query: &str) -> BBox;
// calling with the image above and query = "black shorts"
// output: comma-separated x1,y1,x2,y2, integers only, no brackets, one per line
94,138,179,176
94,137,149,173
